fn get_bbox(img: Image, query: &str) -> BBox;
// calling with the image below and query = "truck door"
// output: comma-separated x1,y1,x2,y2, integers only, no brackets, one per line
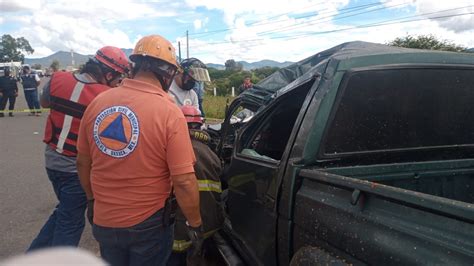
223,84,312,265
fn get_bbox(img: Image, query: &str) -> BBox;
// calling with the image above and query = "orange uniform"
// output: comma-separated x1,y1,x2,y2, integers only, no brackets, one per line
77,78,196,228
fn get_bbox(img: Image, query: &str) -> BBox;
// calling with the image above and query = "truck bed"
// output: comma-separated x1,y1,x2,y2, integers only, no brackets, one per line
292,161,474,265
326,159,474,204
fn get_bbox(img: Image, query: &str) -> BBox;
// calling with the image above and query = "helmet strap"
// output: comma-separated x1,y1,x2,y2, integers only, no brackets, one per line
103,71,116,87
153,72,172,91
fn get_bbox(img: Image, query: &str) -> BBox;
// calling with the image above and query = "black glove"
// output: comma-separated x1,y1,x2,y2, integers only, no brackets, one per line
186,222,204,258
87,199,94,225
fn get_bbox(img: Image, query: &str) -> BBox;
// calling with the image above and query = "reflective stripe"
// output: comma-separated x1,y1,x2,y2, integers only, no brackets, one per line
228,173,255,187
173,240,192,252
55,82,85,153
172,229,219,252
198,180,222,193
70,82,85,102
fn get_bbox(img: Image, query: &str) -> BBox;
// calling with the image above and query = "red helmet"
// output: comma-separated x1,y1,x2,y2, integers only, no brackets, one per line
181,105,203,124
95,46,130,74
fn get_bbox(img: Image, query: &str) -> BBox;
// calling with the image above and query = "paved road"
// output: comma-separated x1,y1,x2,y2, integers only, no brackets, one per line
0,78,98,259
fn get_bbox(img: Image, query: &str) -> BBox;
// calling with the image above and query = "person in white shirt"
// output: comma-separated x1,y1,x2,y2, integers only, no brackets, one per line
168,58,210,112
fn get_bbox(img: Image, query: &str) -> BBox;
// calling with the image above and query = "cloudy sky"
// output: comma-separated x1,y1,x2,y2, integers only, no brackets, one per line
1,0,473,64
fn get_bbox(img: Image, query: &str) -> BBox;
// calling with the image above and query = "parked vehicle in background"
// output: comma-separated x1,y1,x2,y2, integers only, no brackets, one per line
33,69,44,77
214,41,474,265
0,62,21,77
44,68,53,77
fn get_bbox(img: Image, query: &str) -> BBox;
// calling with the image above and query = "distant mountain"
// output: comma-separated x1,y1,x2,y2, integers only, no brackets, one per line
24,49,133,69
240,60,293,69
25,50,293,70
467,48,474,53
206,59,293,70
206,63,225,70
25,51,91,69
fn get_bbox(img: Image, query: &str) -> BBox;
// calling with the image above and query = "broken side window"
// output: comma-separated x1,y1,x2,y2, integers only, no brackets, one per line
238,83,312,161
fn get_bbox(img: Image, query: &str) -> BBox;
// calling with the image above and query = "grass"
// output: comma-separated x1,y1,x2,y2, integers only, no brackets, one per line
203,95,235,120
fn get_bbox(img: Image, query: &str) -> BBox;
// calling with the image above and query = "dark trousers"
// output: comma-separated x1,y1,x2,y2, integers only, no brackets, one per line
28,168,87,251
93,208,174,266
24,89,41,113
0,95,16,116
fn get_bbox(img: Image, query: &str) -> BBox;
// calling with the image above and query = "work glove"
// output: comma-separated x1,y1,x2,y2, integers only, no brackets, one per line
186,222,204,258
87,199,94,225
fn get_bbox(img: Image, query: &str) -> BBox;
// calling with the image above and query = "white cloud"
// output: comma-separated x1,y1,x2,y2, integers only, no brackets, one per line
416,0,474,33
2,0,181,58
182,0,474,64
194,19,202,30
3,0,473,63
383,0,474,33
185,0,349,26
183,0,353,62
0,0,41,12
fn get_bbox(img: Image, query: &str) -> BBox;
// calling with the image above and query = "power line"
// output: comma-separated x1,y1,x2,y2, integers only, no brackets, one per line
191,10,473,56
284,11,474,40
198,5,474,46
187,0,328,37
188,1,389,38
256,1,409,36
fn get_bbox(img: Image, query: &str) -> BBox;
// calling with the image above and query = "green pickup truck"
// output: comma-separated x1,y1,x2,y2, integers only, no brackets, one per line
214,42,474,265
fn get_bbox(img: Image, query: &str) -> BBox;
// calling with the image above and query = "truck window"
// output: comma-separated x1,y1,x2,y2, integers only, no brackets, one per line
322,67,474,160
239,84,311,161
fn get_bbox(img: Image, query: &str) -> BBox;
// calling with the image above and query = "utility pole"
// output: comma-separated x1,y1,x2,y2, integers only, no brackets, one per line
178,41,182,63
70,49,75,67
186,30,189,59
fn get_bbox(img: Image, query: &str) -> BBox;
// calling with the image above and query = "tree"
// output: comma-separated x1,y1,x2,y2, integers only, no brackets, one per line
0,34,34,63
32,63,42,69
224,59,243,71
50,60,60,72
208,65,281,96
387,34,467,52
229,71,252,90
253,66,279,80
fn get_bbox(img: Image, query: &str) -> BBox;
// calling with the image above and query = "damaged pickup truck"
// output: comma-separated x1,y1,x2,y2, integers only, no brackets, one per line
212,41,474,265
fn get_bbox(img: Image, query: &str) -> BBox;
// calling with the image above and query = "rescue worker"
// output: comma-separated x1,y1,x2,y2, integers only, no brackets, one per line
20,65,42,116
28,46,129,251
0,67,19,117
169,58,210,111
168,105,224,266
76,35,202,266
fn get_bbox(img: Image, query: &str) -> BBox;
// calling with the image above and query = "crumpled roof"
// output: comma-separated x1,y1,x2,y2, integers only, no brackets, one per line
237,40,474,111
255,41,422,92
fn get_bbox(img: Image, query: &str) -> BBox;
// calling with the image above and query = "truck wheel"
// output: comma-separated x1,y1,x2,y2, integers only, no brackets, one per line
290,246,348,266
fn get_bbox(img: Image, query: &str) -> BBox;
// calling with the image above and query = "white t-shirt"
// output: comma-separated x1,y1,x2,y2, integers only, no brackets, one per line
168,80,200,110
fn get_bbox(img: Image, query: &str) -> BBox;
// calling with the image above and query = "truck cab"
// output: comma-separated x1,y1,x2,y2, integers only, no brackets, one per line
216,41,474,265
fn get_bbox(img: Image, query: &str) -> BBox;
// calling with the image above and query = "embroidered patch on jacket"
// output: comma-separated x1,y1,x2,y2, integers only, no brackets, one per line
93,106,139,158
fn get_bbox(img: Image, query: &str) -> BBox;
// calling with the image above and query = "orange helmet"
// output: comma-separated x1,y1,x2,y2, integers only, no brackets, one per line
95,46,130,74
129,35,177,69
181,105,203,124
